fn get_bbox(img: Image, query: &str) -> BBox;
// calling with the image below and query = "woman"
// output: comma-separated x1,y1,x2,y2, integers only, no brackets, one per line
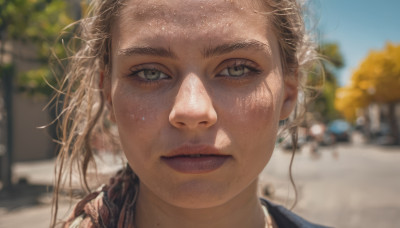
52,0,328,227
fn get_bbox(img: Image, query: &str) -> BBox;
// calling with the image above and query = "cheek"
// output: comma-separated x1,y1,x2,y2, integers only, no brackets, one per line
113,90,152,126
219,79,284,135
111,82,166,155
215,75,284,169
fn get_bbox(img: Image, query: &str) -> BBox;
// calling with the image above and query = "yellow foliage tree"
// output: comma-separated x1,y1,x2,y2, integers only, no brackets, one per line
335,85,370,121
335,42,400,144
352,43,400,103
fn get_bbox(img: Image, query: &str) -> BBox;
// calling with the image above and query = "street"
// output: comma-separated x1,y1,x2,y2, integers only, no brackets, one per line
1,143,400,228
260,143,400,228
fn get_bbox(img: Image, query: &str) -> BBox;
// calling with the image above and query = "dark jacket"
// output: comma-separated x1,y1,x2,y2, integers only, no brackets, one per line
261,198,332,228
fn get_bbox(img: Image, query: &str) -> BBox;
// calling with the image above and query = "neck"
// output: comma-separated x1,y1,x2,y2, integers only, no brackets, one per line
134,180,266,228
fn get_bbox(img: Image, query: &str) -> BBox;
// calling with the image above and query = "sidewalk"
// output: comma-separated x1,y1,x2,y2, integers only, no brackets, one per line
0,153,125,228
0,158,56,228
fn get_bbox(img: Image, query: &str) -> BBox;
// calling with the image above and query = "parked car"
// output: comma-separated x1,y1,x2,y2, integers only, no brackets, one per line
327,119,351,142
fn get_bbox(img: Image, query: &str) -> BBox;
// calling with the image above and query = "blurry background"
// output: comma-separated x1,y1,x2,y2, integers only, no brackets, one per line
0,0,399,227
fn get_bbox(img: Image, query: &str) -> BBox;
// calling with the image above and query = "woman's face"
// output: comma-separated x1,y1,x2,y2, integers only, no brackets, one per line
108,0,297,208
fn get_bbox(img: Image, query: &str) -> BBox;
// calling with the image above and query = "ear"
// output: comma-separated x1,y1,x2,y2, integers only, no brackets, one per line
100,71,116,122
279,72,299,120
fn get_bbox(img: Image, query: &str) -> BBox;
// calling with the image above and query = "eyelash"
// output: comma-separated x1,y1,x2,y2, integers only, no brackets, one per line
127,59,261,84
128,65,171,85
216,59,261,79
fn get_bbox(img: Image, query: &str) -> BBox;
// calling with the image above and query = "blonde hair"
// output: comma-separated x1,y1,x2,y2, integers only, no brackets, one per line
51,0,318,226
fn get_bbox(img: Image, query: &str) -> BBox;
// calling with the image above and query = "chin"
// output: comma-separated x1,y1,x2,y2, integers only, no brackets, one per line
160,176,258,210
154,178,240,209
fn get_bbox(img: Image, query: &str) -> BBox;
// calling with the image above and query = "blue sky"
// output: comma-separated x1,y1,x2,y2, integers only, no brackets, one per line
315,0,400,85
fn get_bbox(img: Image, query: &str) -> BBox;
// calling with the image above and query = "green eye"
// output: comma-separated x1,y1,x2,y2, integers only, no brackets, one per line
219,65,250,77
227,65,249,77
136,69,169,81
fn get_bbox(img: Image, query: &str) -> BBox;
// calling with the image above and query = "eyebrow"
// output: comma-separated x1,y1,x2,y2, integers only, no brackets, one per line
117,46,177,58
116,40,270,59
203,40,271,58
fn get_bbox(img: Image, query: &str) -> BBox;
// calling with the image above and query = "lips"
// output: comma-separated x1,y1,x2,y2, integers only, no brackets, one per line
161,145,231,174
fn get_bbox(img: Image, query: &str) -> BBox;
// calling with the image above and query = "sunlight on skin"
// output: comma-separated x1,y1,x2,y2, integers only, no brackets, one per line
104,0,298,227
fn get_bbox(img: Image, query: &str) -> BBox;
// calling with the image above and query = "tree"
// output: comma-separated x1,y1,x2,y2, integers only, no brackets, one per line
335,85,370,121
1,0,73,95
0,0,73,189
307,42,345,123
335,42,400,144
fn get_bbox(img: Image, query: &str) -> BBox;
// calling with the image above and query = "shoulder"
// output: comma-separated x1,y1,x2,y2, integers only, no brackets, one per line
260,198,332,228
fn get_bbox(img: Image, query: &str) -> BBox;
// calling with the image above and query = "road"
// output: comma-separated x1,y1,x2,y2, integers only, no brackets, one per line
260,143,400,228
1,143,399,228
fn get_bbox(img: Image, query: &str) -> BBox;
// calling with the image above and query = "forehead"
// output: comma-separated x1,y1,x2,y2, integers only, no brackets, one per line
113,0,273,50
123,0,265,22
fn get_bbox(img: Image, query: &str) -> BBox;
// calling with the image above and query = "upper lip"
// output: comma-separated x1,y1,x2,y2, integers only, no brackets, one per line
162,144,228,158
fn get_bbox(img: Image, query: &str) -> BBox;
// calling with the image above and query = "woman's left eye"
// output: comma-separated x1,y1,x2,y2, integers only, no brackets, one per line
219,65,250,77
217,61,260,78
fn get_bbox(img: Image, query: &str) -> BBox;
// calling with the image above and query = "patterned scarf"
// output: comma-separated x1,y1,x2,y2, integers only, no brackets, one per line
64,166,139,228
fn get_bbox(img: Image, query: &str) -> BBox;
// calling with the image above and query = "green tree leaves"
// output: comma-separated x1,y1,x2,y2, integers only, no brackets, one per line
0,0,73,96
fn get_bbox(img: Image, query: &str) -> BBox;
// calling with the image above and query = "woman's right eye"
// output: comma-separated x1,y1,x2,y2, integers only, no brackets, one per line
130,68,170,81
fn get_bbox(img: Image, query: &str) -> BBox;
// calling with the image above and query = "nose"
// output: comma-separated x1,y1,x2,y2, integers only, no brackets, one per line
169,74,217,130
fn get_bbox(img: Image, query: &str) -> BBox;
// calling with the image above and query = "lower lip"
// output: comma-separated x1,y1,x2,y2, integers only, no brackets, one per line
161,155,231,174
